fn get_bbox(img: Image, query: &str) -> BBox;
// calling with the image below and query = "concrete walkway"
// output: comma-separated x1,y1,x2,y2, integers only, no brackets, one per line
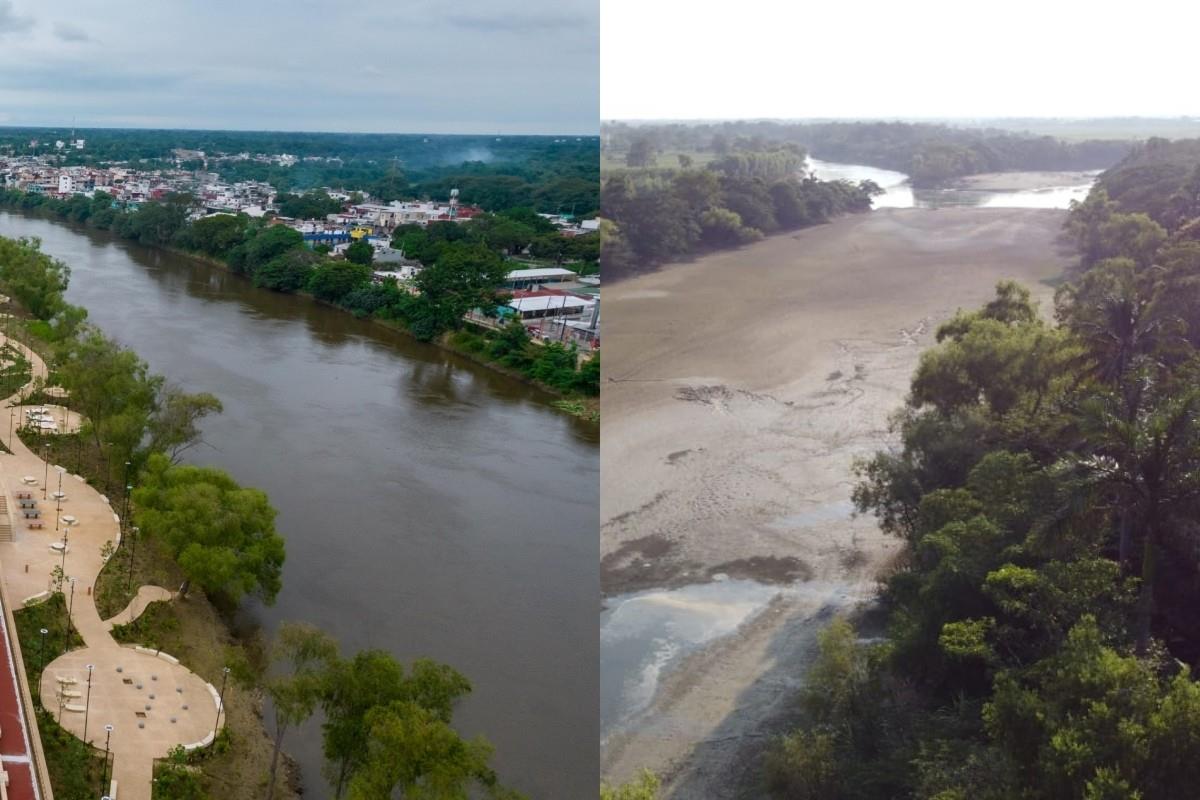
0,335,223,800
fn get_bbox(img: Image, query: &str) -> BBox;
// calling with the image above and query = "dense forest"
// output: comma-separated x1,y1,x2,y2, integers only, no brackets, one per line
0,127,599,216
603,121,1132,187
762,144,1200,799
601,142,880,280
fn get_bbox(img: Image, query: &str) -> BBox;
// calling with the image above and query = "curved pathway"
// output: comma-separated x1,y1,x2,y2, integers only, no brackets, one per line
0,335,221,800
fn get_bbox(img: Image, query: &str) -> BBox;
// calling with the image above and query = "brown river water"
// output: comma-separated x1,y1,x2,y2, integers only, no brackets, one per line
0,211,599,798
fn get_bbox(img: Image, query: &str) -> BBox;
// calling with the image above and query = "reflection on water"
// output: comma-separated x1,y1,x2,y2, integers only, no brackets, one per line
807,157,1097,210
600,579,781,736
808,158,914,208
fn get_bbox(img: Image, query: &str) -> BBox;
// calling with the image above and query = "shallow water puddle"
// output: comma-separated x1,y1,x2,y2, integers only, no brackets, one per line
600,578,782,736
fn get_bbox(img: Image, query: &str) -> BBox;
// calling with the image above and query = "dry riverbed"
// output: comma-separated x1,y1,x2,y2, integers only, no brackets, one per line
950,169,1101,191
601,207,1075,797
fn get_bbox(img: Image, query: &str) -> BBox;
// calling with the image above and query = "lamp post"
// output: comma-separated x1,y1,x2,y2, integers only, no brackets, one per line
213,666,231,745
59,527,69,575
66,577,76,645
42,442,49,499
126,526,139,590
101,724,114,792
123,481,132,535
83,663,94,745
54,466,64,531
122,460,131,529
7,407,12,446
38,627,48,677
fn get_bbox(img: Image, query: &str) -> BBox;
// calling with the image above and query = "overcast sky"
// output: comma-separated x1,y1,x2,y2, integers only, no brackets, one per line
603,0,1200,120
0,0,598,134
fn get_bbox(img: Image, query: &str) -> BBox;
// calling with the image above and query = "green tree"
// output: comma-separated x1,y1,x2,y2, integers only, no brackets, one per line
146,386,224,464
132,453,286,604
345,239,374,266
265,623,339,800
601,770,660,800
308,261,373,304
179,213,249,258
227,224,304,275
345,701,519,800
321,653,474,797
411,242,509,337
56,330,161,457
0,236,71,319
254,247,321,292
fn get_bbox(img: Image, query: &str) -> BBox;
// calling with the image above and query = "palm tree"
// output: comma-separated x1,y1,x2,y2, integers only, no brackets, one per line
1070,378,1200,653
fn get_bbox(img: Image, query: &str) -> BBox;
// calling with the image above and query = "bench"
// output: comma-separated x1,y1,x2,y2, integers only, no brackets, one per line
28,521,43,529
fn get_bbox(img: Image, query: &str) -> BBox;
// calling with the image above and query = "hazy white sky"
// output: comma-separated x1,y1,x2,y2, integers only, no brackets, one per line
0,0,598,133
602,0,1200,120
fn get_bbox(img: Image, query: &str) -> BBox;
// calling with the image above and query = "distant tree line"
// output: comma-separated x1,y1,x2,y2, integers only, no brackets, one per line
0,128,599,216
601,147,880,280
761,147,1200,799
604,120,1132,187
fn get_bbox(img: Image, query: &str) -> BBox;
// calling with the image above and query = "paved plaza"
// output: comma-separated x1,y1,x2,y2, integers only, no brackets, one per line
0,335,222,800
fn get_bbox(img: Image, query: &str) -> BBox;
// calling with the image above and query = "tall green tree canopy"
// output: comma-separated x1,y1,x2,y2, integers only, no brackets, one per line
132,453,285,604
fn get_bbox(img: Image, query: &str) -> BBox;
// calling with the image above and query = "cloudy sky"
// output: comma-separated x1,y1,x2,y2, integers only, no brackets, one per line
603,0,1200,120
0,0,597,133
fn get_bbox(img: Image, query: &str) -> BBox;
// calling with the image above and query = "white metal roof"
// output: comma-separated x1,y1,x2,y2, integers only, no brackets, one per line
508,295,594,312
506,268,578,280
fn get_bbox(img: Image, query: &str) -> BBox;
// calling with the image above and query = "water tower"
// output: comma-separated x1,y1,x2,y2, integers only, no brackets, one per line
449,187,459,219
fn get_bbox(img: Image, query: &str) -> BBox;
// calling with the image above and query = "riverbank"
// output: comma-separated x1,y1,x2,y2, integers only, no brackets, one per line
600,207,1075,796
0,203,599,419
0,291,300,799
948,169,1103,191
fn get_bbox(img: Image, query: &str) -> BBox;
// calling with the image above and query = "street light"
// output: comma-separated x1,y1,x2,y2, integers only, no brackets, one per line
101,724,114,792
83,663,94,744
66,577,76,645
213,666,231,745
126,526,139,590
122,460,131,529
38,627,48,682
42,442,49,499
59,527,69,575
54,466,64,531
123,481,133,534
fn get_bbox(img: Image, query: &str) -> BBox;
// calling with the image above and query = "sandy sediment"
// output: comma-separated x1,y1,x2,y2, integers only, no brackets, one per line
950,170,1100,191
600,207,1075,796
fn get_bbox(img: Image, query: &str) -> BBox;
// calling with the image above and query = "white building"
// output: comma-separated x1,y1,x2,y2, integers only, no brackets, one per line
505,267,578,290
58,174,75,195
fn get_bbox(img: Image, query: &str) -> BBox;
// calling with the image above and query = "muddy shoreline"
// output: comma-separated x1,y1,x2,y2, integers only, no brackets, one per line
601,207,1075,796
